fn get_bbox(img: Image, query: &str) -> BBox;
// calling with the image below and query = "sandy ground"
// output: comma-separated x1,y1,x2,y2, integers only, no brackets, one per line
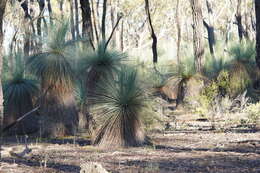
0,130,260,173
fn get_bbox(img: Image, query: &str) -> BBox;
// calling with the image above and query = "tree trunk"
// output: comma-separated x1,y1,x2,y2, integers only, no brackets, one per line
190,0,204,72
145,0,158,63
203,20,215,55
37,0,45,50
255,0,260,69
236,0,244,41
120,20,124,51
204,0,215,55
0,0,7,160
80,0,94,41
70,0,76,40
46,0,53,25
91,0,99,43
175,0,181,64
101,0,107,41
74,0,80,38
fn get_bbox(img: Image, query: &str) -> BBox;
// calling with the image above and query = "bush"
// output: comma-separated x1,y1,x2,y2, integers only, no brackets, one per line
244,102,260,124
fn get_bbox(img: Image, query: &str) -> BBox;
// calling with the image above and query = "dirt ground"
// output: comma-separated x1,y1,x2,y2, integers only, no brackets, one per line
1,129,260,173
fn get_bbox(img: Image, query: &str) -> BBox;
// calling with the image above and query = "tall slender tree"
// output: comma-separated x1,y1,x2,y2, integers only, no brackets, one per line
74,0,80,38
145,0,158,63
190,0,204,72
80,0,93,41
101,0,108,41
175,0,181,64
255,0,260,69
0,0,7,160
203,0,215,56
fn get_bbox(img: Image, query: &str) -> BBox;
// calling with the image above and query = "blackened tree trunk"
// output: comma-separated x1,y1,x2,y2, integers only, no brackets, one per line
101,0,108,41
46,0,53,25
80,0,94,41
203,20,215,55
204,0,215,55
0,0,7,160
255,0,260,69
190,0,204,72
37,0,45,37
145,0,158,63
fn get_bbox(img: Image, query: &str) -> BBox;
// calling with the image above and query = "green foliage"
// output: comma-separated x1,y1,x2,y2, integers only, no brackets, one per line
217,70,230,96
90,67,147,147
27,22,75,90
228,62,251,97
177,56,196,79
4,73,38,112
229,40,255,63
244,102,260,124
78,42,127,77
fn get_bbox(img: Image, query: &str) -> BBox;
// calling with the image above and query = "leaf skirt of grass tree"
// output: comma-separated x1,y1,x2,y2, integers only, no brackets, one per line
3,73,39,135
27,23,78,138
77,42,127,133
89,67,148,148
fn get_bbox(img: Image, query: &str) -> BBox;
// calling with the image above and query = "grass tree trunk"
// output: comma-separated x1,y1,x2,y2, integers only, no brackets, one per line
40,84,78,137
0,0,7,160
255,0,260,69
190,0,205,73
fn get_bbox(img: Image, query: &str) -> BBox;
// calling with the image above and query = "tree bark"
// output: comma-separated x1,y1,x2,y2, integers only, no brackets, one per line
70,0,76,40
204,0,215,55
80,0,94,41
203,20,215,55
46,0,53,25
236,0,244,41
145,0,158,63
101,0,107,41
190,0,204,72
255,0,260,69
74,0,80,38
91,0,99,43
175,0,181,64
120,20,124,51
0,0,7,160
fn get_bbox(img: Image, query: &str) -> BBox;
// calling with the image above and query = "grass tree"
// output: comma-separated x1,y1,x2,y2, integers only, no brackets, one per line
27,23,78,137
227,41,256,97
90,67,147,148
3,71,39,135
159,56,207,106
78,42,126,132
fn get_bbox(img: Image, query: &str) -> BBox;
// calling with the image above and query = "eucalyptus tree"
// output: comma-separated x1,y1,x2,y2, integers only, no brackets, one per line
0,0,7,128
255,0,260,69
0,0,7,160
190,0,205,72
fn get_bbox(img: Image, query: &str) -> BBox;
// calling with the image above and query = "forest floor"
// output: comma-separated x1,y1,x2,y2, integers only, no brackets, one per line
1,112,260,173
